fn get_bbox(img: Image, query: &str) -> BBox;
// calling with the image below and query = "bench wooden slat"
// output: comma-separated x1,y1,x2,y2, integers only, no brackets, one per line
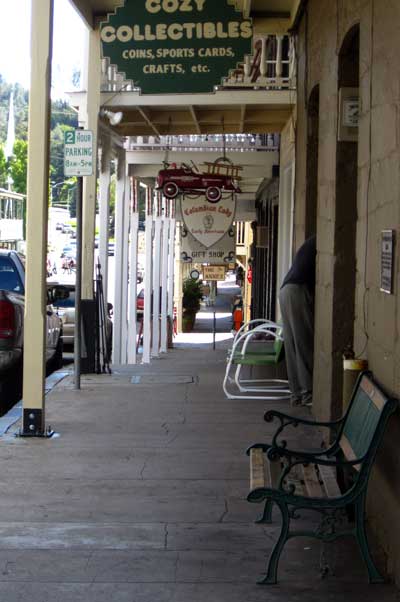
301,463,324,498
340,434,361,471
250,448,283,491
250,448,267,490
318,463,342,498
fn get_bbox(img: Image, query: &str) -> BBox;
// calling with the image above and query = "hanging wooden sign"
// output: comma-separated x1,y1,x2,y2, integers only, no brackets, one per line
181,227,236,264
181,194,235,248
101,0,253,95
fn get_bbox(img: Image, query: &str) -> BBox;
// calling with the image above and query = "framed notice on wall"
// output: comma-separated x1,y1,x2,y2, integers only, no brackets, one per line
380,230,395,294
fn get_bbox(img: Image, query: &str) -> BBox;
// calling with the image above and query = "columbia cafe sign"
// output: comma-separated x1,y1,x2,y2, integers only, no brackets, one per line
182,194,235,247
181,194,236,264
101,0,253,95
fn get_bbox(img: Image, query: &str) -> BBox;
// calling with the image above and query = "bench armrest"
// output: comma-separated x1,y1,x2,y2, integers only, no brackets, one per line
271,446,365,468
247,441,328,459
263,409,343,449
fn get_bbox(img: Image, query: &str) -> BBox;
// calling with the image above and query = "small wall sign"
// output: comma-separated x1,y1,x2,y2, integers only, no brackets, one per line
101,0,252,95
64,130,93,177
338,87,359,142
380,229,395,294
203,265,225,281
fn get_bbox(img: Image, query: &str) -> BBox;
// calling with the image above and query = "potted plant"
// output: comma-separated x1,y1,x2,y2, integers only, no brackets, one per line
182,277,203,332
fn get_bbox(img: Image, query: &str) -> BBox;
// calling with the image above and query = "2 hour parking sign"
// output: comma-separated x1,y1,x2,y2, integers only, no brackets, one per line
64,130,94,177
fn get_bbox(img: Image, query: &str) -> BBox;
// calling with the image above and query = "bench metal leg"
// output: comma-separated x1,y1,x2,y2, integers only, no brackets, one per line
259,501,290,584
355,492,385,583
256,499,273,524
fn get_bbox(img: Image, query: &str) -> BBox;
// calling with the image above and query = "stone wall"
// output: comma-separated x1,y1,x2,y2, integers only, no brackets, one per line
291,0,400,584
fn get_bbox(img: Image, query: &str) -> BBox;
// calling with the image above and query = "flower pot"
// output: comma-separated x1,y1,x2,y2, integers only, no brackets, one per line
182,313,196,332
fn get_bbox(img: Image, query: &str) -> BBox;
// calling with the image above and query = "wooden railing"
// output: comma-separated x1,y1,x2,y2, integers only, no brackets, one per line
126,134,280,153
101,34,296,93
221,35,296,90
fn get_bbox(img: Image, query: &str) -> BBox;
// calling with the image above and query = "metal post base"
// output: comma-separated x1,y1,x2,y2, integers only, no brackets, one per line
18,409,55,438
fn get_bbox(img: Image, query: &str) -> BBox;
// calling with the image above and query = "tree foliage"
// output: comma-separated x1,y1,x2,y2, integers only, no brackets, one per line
9,139,28,194
0,144,7,188
0,75,78,199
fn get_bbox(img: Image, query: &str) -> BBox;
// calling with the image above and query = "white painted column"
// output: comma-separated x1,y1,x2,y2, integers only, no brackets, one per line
260,36,267,77
142,185,153,364
22,0,54,436
168,200,176,320
120,172,130,364
151,192,162,357
127,179,139,364
98,139,111,304
81,27,101,299
112,148,126,364
160,198,170,353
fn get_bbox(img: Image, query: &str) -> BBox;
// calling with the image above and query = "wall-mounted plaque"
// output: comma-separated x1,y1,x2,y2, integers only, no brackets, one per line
338,87,359,142
380,230,395,294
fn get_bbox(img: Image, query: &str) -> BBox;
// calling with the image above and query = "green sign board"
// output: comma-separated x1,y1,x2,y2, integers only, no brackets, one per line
101,0,252,95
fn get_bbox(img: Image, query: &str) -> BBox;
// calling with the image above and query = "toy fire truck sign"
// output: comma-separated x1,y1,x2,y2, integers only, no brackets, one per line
100,0,253,95
157,160,241,201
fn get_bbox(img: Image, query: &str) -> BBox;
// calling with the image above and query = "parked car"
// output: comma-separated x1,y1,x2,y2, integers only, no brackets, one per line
60,245,76,259
108,242,115,256
0,250,67,414
53,284,113,357
137,287,144,315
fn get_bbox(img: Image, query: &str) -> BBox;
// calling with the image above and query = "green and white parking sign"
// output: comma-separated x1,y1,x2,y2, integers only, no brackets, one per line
64,130,94,177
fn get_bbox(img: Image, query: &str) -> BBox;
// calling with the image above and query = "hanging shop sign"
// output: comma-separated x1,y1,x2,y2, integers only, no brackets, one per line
100,0,253,95
181,194,235,248
203,265,226,281
181,226,236,264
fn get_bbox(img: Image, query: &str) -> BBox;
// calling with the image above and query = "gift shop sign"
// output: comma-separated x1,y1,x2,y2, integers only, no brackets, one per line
182,195,235,248
101,0,252,95
181,228,236,264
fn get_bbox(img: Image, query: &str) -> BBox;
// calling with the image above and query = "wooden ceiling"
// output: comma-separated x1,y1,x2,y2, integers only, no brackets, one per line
70,0,302,31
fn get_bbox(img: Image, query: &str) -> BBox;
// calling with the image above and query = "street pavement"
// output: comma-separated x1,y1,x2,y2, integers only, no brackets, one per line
0,278,398,601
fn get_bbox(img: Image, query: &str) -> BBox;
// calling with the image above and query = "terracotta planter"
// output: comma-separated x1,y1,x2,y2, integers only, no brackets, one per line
182,313,196,332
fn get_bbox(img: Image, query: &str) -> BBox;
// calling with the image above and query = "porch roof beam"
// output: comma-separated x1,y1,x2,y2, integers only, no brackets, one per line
137,107,161,137
190,106,201,135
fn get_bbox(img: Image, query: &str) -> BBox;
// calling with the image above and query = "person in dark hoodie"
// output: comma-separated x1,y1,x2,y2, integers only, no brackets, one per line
279,235,316,406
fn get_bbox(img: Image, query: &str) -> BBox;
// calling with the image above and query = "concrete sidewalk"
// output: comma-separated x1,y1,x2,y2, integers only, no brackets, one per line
0,283,397,601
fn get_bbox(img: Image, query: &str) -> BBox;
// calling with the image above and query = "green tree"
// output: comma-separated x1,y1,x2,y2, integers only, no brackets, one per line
9,139,28,194
0,144,7,188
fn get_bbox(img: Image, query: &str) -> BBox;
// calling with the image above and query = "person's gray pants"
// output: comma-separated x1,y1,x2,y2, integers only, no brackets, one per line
279,283,314,401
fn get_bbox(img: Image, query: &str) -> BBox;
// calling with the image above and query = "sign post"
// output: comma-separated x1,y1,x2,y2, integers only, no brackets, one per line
64,130,94,390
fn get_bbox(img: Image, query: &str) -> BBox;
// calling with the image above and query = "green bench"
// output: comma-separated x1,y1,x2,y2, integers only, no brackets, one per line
246,371,397,584
223,319,290,400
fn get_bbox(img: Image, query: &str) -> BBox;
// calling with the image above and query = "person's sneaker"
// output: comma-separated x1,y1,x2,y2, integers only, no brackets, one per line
290,396,302,407
301,393,313,407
